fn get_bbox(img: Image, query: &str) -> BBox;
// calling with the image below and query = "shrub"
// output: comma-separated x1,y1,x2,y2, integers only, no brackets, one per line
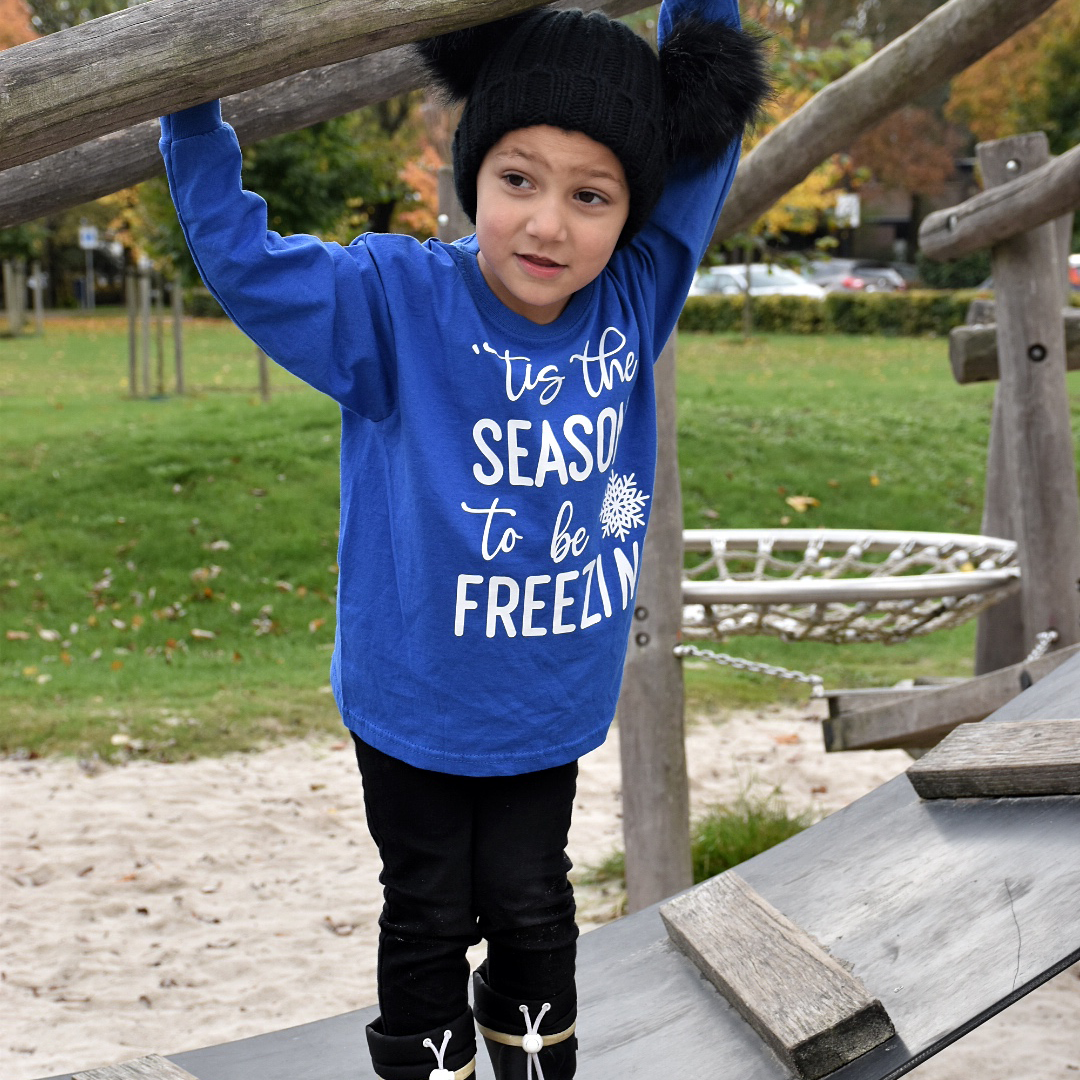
184,286,227,318
679,289,983,337
578,791,811,889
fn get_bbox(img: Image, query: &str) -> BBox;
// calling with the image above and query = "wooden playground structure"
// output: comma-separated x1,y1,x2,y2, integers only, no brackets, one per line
2,0,1078,1077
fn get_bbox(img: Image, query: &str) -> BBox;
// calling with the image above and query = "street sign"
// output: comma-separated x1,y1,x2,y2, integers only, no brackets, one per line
78,224,99,250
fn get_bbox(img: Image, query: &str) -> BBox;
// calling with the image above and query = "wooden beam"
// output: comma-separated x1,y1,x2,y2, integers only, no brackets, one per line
660,871,895,1080
712,0,1057,243
948,308,1080,383
978,135,1080,657
822,643,1080,752
0,0,641,228
919,142,1080,261
616,335,693,913
906,718,1080,798
0,0,566,171
73,1055,202,1080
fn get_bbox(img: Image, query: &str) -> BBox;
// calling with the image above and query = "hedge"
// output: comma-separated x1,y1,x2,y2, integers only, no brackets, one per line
679,289,987,337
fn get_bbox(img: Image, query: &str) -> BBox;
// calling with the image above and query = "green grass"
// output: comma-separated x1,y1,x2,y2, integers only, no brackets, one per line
580,791,811,888
2,316,1078,759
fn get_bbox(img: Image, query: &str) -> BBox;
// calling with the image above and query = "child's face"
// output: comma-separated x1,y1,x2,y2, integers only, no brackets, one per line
474,126,630,325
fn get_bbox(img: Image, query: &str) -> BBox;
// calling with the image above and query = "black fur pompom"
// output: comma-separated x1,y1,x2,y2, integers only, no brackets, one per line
415,12,535,101
660,16,772,165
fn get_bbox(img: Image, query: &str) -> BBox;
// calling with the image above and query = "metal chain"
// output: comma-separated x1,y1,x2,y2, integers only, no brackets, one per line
1023,629,1059,665
674,643,826,698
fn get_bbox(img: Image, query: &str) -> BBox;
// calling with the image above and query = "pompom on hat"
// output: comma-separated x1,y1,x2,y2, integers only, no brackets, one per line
417,6,771,247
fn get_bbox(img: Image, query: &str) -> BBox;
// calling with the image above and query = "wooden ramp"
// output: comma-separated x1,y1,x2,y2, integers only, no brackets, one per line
49,653,1080,1080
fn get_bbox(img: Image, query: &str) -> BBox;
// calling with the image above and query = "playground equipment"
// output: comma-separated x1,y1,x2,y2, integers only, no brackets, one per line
62,652,1080,1080
4,2,1077,1077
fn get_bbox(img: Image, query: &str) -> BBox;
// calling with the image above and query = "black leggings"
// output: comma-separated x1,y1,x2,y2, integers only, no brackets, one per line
353,736,579,1036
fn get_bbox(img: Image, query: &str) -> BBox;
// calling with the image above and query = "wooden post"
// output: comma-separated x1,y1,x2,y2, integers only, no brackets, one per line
172,278,185,395
154,272,166,396
975,133,1080,665
139,266,152,396
31,258,44,334
436,165,472,242
616,335,692,913
125,269,138,396
257,346,271,403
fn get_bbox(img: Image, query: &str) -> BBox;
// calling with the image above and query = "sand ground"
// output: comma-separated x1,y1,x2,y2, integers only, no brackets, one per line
3,702,1077,1079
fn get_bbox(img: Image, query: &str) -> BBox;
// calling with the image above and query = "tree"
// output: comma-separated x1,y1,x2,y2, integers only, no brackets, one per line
24,0,122,34
0,0,36,47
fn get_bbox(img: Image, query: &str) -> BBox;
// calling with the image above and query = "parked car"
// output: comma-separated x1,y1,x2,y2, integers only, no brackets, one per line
689,263,826,299
1070,254,1080,291
803,258,908,293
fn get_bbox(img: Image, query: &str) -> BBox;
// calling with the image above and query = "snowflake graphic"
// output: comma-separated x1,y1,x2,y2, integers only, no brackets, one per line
599,472,650,542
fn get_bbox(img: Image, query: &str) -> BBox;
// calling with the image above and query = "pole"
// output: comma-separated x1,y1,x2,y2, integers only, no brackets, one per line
31,259,44,334
172,278,185,395
126,269,138,396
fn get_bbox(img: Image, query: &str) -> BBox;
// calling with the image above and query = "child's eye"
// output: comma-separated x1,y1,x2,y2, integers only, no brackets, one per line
503,172,532,190
576,190,609,206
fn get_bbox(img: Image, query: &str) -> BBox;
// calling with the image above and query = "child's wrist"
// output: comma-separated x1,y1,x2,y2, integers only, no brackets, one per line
162,100,223,140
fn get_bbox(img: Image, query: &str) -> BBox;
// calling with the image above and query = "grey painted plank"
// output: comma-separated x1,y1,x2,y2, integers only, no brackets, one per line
661,872,894,1079
907,718,1080,798
40,654,1080,1080
73,1056,201,1080
822,643,1080,751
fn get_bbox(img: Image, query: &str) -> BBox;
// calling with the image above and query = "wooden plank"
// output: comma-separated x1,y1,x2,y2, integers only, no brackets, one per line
0,0,563,171
711,0,1057,243
822,643,1080,751
74,1054,202,1080
616,335,693,912
948,309,1080,384
919,142,1080,260
0,0,643,230
907,718,1080,798
660,871,895,1080
977,135,1080,657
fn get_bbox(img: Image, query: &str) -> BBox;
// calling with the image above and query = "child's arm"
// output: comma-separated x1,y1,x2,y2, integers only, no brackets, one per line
159,103,396,420
617,0,762,356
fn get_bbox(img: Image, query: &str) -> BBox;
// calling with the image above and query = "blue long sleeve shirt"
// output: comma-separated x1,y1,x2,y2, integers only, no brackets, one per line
160,0,743,775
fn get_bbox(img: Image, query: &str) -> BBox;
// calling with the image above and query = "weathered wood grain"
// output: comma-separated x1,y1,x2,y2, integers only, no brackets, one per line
73,1054,202,1080
0,0,641,228
0,0,561,171
907,718,1080,798
822,643,1080,752
919,142,1080,260
660,871,895,1080
977,135,1080,657
712,0,1057,242
948,309,1080,384
616,335,693,912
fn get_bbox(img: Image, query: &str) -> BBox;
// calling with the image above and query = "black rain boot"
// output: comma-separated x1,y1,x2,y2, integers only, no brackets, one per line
472,962,577,1080
366,1007,477,1080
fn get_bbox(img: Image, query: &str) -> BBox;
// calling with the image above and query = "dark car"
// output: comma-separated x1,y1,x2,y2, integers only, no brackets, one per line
804,258,908,294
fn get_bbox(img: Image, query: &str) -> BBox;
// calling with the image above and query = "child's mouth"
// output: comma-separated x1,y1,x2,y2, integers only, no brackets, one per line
517,253,565,279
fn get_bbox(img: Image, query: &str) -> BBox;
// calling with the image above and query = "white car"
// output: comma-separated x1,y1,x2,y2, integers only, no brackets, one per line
689,263,826,299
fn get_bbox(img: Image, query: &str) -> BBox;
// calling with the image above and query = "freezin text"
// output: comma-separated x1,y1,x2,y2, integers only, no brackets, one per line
454,542,640,638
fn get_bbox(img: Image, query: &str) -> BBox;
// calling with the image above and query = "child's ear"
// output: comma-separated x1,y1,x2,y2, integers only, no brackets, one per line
416,12,534,101
660,16,772,165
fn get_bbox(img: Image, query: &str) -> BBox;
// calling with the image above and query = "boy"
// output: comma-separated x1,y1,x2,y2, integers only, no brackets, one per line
159,3,767,1077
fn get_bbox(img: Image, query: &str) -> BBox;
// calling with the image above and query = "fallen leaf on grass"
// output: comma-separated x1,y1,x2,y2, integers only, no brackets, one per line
309,618,326,633
7,630,30,641
785,495,820,513
37,627,61,642
870,473,881,487
190,628,216,640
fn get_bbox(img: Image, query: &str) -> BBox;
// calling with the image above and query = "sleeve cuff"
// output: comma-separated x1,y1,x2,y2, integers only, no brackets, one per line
161,100,223,141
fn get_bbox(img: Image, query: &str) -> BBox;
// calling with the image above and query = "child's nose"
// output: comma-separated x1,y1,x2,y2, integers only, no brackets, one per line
526,198,568,243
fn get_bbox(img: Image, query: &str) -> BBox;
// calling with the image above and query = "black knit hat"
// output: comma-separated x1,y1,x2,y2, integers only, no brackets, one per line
417,7,770,247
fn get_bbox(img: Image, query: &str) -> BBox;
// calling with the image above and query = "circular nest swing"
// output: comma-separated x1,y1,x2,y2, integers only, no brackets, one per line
681,528,1020,645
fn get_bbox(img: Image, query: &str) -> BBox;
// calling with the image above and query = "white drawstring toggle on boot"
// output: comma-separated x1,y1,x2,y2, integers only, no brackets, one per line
423,1028,455,1080
519,1002,551,1080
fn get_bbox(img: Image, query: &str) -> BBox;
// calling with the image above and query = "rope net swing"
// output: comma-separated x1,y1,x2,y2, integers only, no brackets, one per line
676,529,1022,695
